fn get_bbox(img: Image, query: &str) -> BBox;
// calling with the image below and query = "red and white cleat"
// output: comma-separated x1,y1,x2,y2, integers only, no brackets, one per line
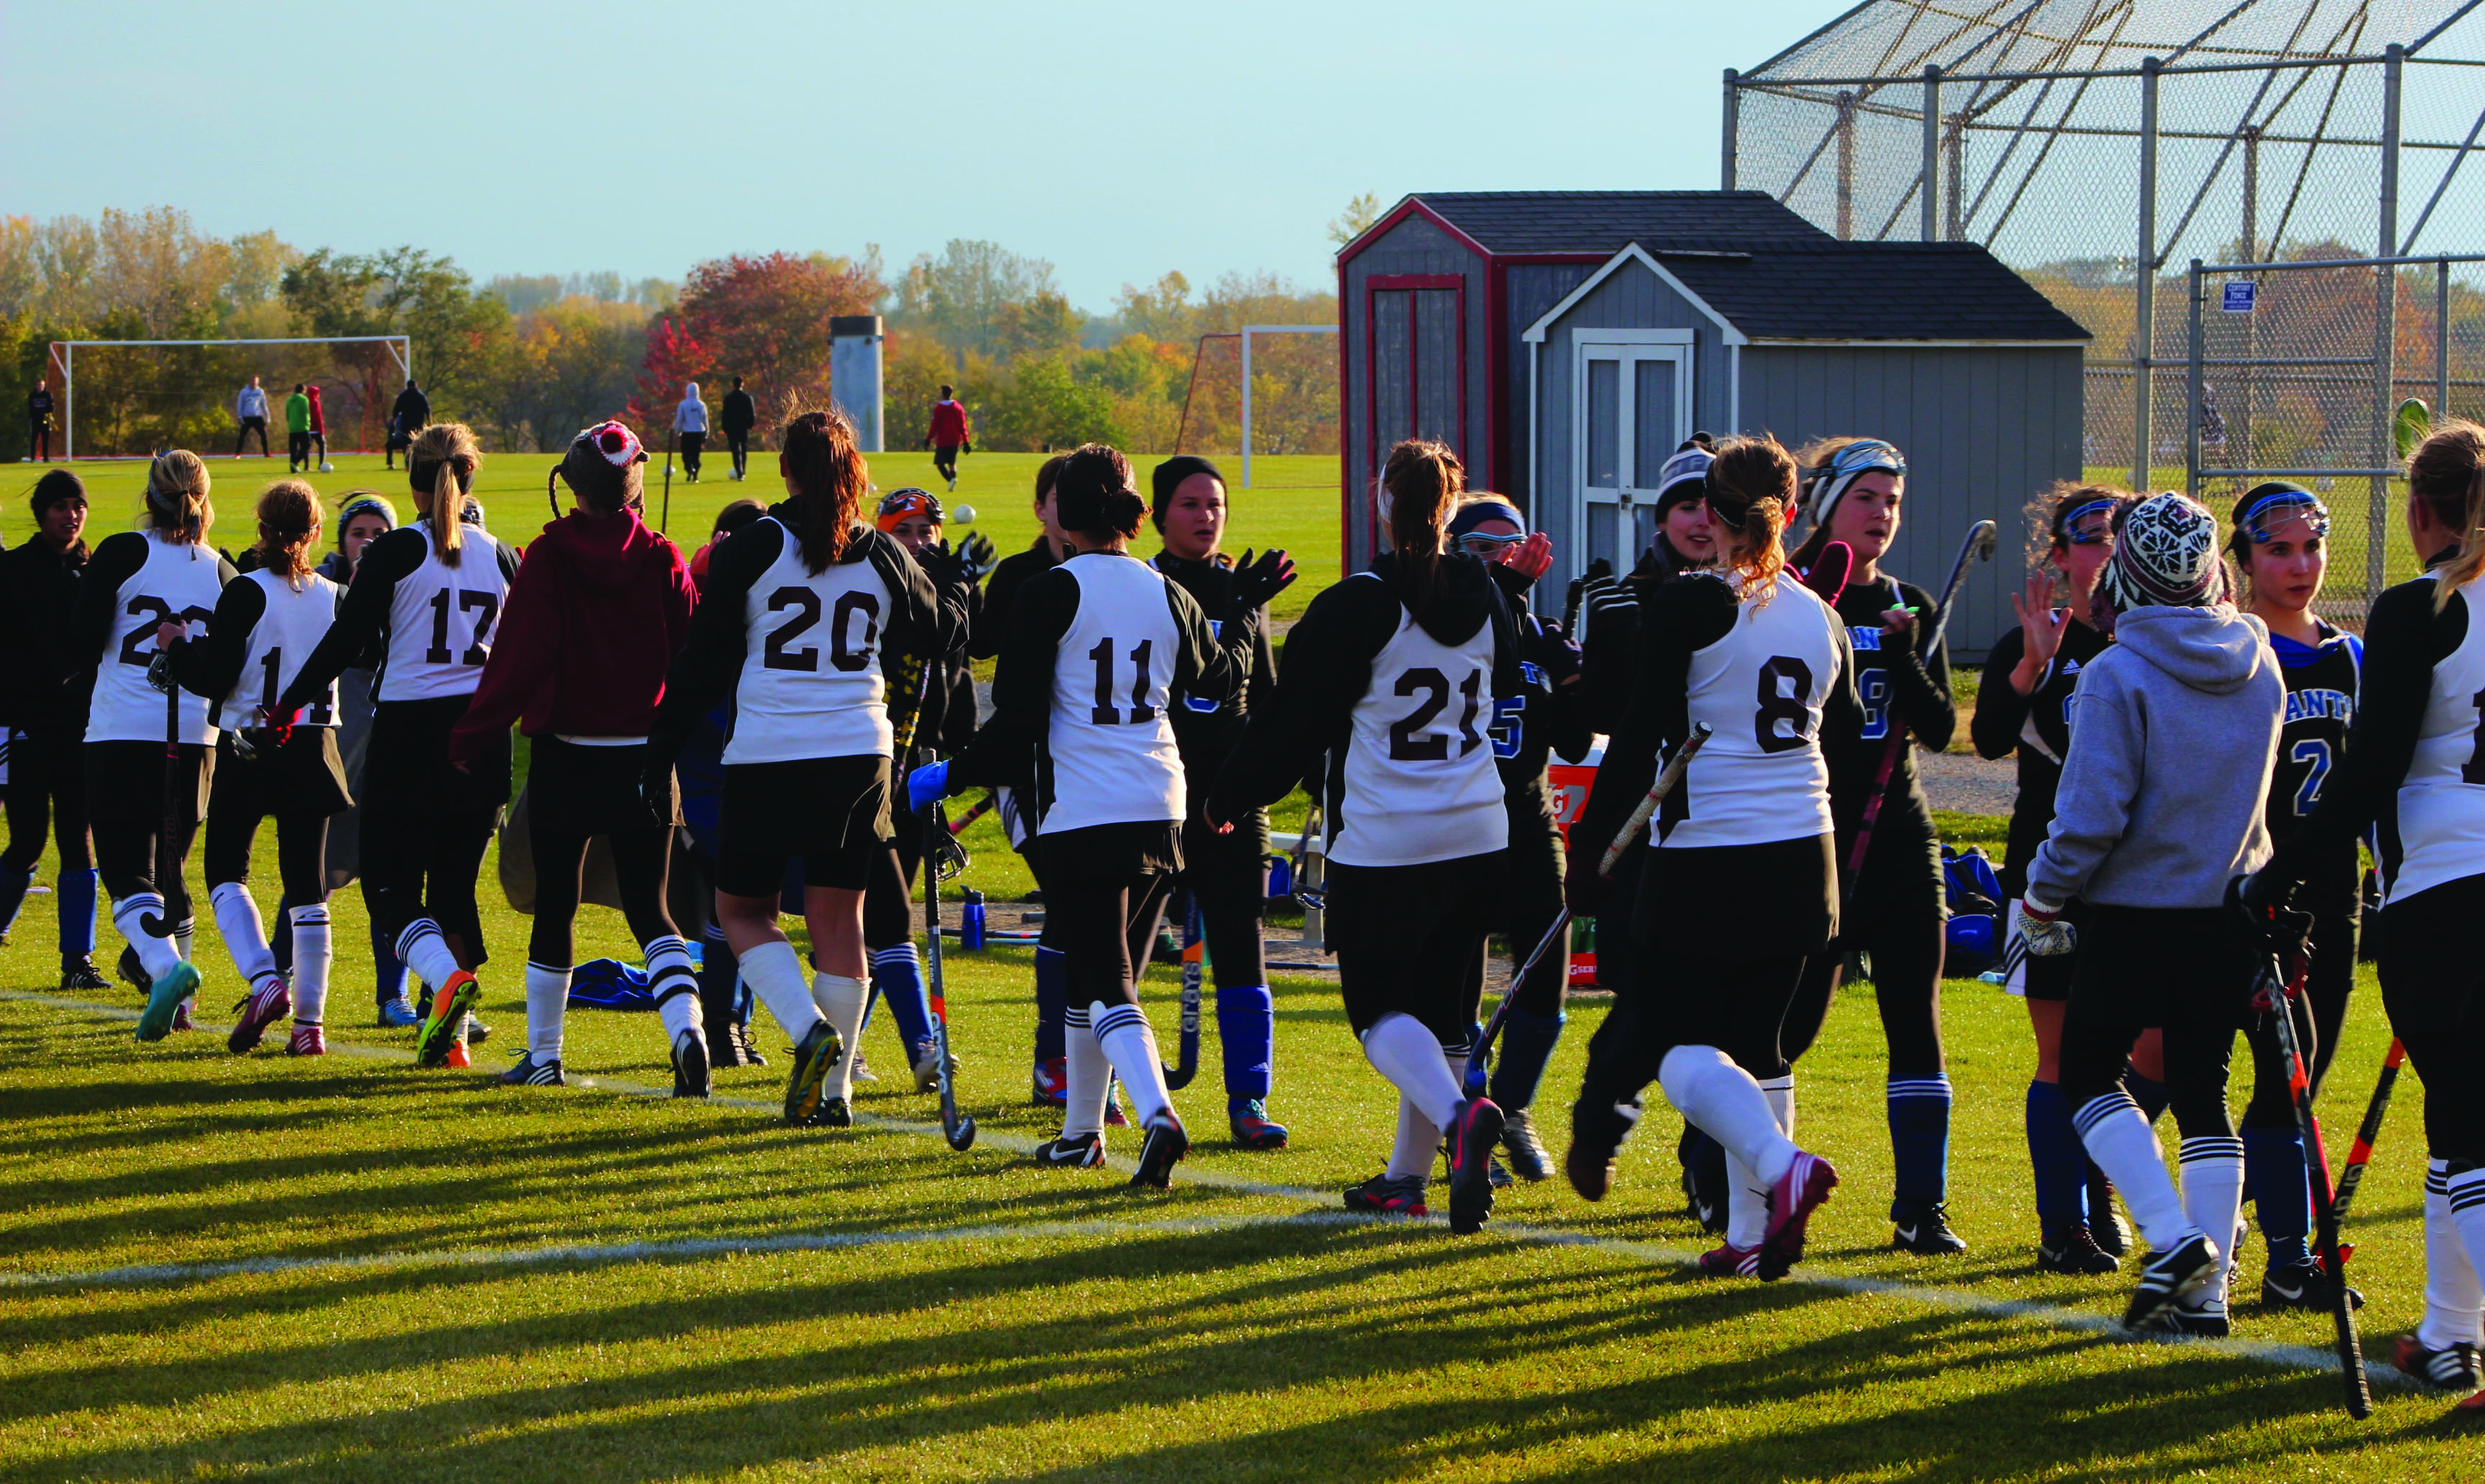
228,975,293,1054
1698,1241,1762,1278
1757,1150,1839,1281
286,1023,327,1057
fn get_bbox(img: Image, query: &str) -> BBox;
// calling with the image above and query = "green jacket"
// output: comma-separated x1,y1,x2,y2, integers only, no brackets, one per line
285,393,311,433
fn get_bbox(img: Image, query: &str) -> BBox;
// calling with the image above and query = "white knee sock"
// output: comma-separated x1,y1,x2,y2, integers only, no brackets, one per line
2072,1091,2196,1252
523,962,570,1063
1726,1074,1797,1249
2422,1160,2485,1351
646,935,703,1048
1386,1095,1443,1181
2443,1167,2485,1339
1761,1073,1795,1140
738,940,822,1043
1063,1004,1111,1138
2178,1135,2245,1296
209,882,278,994
813,973,868,1100
290,902,331,1025
395,919,464,991
173,917,193,966
1658,1045,1795,1189
1360,1012,1463,1131
1093,1000,1176,1128
113,894,181,980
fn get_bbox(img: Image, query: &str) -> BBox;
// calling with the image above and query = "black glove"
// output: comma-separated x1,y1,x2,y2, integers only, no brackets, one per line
920,436,931,451
1562,556,1614,636
2228,873,2313,1000
1230,546,1297,613
963,441,973,456
956,530,998,582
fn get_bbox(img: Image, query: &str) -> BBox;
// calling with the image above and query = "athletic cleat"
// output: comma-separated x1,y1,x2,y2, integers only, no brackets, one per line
376,994,420,1030
414,971,480,1067
226,976,292,1055
705,1019,746,1069
2037,1223,2120,1275
782,1020,843,1126
2260,1256,2363,1311
171,1001,194,1032
1227,1097,1289,1150
1698,1241,1762,1278
285,1023,326,1056
2125,1235,2220,1330
910,1038,949,1094
1343,1174,1428,1217
2394,1334,2485,1393
1037,1130,1108,1168
1105,1091,1130,1127
1032,1056,1068,1106
850,1050,877,1084
2154,1297,2230,1338
672,1031,712,1099
1496,1107,1551,1182
2090,1183,2131,1258
1129,1114,1189,1189
115,944,147,994
815,1096,852,1128
59,956,109,991
1446,1097,1505,1235
135,962,200,1043
1565,1095,1637,1203
1757,1150,1839,1281
500,1053,565,1087
731,1020,766,1067
464,1015,491,1045
1892,1203,1969,1255
442,1039,472,1069
1488,1155,1514,1189
2454,1390,2485,1423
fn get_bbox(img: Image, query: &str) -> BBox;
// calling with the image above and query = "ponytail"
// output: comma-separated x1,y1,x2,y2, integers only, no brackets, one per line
2409,417,2485,613
779,410,865,574
1703,434,1796,601
252,479,322,590
145,449,213,545
1381,439,1463,618
409,422,481,567
1053,444,1145,541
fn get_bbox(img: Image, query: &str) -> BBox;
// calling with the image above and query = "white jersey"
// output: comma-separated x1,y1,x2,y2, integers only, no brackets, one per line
381,523,512,702
2392,577,2485,901
217,569,342,731
1662,574,1844,851
88,532,224,745
1332,580,1508,868
723,517,901,765
1039,553,1185,836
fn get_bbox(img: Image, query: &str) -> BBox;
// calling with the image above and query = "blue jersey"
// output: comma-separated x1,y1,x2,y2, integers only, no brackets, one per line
2269,620,2362,908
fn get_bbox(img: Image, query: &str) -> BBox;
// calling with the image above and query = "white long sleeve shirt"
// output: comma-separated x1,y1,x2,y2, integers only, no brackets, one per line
235,385,267,419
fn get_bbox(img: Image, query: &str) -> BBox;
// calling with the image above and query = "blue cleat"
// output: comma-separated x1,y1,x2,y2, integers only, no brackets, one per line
136,961,201,1043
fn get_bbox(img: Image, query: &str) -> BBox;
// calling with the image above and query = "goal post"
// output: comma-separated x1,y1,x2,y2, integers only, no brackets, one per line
1240,325,1336,489
47,335,412,461
1172,325,1339,484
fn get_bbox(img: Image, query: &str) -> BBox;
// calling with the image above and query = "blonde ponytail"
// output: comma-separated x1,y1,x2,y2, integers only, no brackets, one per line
410,422,481,567
145,449,213,545
2410,417,2485,613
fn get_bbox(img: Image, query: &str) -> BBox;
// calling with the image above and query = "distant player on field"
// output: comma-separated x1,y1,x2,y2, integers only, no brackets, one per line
924,385,971,493
386,379,429,470
285,385,312,472
234,377,271,458
673,382,708,482
722,376,756,481
307,385,328,469
27,378,54,462
0,470,106,990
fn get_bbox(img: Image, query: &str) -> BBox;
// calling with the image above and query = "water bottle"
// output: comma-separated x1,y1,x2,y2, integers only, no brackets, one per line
961,889,987,951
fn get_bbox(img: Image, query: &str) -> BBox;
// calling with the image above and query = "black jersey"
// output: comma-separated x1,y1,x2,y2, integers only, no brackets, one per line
1821,575,1954,837
1148,551,1276,806
2268,623,2363,910
0,537,89,738
1493,579,1593,817
971,533,1060,661
1973,614,2112,899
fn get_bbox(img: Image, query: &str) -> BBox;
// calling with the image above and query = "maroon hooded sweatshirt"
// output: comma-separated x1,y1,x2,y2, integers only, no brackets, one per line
449,507,696,766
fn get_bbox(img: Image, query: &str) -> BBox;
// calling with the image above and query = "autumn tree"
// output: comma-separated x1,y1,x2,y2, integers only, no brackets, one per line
649,250,883,434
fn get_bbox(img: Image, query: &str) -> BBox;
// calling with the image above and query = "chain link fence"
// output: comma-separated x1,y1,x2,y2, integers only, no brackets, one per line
1728,1,2485,616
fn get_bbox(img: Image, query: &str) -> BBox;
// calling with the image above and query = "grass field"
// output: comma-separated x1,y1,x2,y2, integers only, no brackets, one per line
4,810,2484,1481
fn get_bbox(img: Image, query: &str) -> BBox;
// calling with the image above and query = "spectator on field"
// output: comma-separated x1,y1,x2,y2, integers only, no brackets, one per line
721,376,756,482
924,384,971,493
234,376,271,457
387,378,429,469
673,381,709,483
307,385,328,468
27,380,52,462
285,384,313,472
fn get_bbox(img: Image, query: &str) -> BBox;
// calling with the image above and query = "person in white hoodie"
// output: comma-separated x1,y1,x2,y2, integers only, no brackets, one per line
2013,490,2284,1338
234,377,270,458
673,383,709,483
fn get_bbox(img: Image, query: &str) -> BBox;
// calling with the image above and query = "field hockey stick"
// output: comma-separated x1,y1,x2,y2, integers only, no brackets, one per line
142,640,184,940
919,801,975,1152
2329,1038,2407,1221
947,792,998,835
2256,953,2372,1419
1161,893,1204,1090
1801,540,1853,605
1598,722,1714,876
661,430,674,533
1842,518,1998,879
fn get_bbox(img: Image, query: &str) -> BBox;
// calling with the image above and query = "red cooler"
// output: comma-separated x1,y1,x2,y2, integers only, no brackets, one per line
1547,741,1603,987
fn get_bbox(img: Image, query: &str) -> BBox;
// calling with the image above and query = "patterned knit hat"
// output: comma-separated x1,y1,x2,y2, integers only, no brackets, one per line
2099,491,2225,614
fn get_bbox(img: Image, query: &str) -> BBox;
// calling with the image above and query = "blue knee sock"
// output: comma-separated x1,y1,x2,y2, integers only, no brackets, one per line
1488,1009,1565,1112
0,866,30,940
372,918,406,1002
58,868,97,958
2124,1066,2170,1125
270,894,296,977
1889,1076,1954,1215
1033,945,1067,1062
871,944,933,1051
2026,1079,2088,1230
1216,984,1274,1100
2243,1125,2313,1267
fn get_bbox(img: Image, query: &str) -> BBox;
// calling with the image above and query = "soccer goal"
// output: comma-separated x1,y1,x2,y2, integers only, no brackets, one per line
1172,324,1338,486
44,335,413,461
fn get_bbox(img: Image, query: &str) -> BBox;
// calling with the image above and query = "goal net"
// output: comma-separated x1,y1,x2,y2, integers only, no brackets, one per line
1171,325,1338,485
46,336,413,460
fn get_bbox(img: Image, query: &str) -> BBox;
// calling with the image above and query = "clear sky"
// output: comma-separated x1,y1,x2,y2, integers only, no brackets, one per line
0,0,1850,309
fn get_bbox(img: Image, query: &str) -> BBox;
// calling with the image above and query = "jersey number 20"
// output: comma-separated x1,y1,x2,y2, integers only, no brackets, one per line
763,588,879,673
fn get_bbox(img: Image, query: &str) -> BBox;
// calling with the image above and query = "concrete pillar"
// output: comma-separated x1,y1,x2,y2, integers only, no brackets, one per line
830,314,885,452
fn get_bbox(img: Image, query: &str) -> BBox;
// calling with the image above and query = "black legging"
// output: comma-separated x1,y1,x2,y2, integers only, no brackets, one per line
2239,908,2354,1130
1327,852,1500,1041
2059,904,2250,1140
728,430,749,477
205,808,327,902
360,699,507,967
235,417,268,456
1499,809,1567,1019
1179,813,1267,989
679,431,704,477
87,742,207,922
2377,875,2485,1164
525,801,675,967
3,728,91,876
1046,867,1178,1012
1781,820,1946,1076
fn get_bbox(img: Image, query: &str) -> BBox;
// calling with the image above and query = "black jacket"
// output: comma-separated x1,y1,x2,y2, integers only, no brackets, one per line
0,538,88,736
721,389,756,436
390,385,430,431
1148,551,1278,815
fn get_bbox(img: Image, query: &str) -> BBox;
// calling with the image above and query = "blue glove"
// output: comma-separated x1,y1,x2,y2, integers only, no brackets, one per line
907,759,951,812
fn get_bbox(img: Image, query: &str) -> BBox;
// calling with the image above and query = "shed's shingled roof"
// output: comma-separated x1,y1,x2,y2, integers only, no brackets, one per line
1408,191,1832,254
1659,241,2090,341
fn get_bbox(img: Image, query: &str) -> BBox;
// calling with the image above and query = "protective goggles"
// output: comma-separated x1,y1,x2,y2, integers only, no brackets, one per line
2238,484,2331,543
1454,530,1527,557
1804,439,1907,528
877,487,943,531
2061,498,2119,545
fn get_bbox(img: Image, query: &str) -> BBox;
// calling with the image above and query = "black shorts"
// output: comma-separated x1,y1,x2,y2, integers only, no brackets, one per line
209,727,350,823
84,738,212,829
1327,850,1506,1040
717,754,889,897
1040,819,1183,883
526,737,676,841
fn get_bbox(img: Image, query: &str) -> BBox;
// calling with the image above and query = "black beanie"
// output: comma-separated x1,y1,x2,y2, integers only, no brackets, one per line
1150,456,1226,529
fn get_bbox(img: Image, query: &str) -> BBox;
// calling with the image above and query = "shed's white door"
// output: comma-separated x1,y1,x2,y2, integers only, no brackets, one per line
1575,334,1693,573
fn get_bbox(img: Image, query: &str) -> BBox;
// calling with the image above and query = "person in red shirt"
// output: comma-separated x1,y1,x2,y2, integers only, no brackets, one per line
447,421,705,1095
306,385,328,470
923,385,971,493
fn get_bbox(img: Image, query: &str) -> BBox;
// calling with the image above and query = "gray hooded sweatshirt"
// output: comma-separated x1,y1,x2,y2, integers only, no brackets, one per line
2026,603,2283,910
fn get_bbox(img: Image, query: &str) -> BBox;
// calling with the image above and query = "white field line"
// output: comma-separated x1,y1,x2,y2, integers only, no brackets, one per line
0,987,2416,1393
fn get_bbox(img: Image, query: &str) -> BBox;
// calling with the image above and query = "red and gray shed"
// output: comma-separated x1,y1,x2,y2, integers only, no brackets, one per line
1335,190,2091,654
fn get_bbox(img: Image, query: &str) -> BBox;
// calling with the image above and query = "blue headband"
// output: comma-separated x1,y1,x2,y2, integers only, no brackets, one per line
1447,500,1527,539
2238,485,2328,541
